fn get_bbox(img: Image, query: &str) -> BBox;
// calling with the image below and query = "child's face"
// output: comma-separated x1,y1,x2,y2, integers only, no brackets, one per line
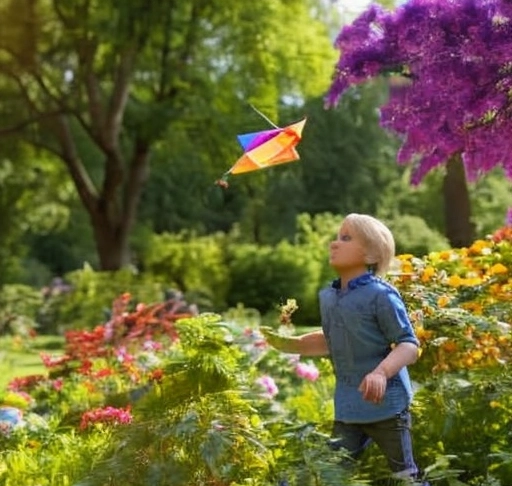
329,221,367,273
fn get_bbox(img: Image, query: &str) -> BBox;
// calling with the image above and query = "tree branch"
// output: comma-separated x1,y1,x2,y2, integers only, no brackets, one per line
0,111,64,137
53,114,98,213
105,45,137,147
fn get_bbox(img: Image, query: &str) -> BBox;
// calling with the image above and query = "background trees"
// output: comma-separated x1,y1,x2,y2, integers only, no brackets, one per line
0,0,510,281
0,0,334,270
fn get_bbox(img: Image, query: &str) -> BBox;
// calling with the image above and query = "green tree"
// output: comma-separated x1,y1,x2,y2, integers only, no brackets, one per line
0,0,334,270
0,144,72,285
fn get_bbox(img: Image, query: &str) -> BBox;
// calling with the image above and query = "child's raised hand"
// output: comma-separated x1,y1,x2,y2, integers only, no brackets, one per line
260,326,289,350
358,370,387,404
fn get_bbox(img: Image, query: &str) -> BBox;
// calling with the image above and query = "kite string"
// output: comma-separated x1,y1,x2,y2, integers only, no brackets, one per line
249,104,279,128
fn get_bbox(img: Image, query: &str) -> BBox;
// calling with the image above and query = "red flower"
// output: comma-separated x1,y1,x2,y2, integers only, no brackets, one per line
79,406,132,430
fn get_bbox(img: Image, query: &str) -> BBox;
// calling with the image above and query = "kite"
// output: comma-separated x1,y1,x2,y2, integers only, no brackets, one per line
215,116,307,188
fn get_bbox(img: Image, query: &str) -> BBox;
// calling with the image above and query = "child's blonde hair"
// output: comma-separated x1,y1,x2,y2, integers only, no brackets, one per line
344,213,395,276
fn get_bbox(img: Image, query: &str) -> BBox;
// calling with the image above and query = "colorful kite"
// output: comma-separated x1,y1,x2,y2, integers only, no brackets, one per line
215,117,307,188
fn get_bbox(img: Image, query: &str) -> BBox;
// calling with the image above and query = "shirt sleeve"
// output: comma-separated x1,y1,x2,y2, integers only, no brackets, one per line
375,288,419,347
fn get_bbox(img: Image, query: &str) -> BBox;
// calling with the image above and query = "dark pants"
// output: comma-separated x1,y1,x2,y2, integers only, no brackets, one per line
329,409,427,483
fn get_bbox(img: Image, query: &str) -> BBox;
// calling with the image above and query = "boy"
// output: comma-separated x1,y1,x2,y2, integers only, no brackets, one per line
263,213,428,484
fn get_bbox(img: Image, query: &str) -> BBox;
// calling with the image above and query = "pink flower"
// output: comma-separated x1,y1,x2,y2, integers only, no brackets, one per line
256,375,279,398
79,406,132,430
142,340,163,351
52,379,64,391
295,362,320,381
506,207,512,227
116,347,134,364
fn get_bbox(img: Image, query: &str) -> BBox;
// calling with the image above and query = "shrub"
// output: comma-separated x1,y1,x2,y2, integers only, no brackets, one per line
386,214,450,256
140,231,230,310
38,265,164,332
0,284,43,336
227,241,323,324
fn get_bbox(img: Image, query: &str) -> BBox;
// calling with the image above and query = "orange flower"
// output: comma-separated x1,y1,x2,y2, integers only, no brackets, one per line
415,326,434,341
442,340,458,353
468,240,490,255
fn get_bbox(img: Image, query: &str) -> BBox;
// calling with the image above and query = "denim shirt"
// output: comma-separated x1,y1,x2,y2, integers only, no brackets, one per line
319,273,419,424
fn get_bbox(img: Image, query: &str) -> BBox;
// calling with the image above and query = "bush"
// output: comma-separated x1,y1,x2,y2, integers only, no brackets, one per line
38,265,164,332
140,232,230,310
0,284,43,336
386,214,450,256
227,241,323,324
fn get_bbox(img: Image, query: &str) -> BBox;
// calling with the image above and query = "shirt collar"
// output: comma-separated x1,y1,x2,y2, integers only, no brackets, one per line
331,272,376,290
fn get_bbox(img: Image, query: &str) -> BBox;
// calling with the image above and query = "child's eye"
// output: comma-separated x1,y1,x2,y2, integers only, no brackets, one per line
339,234,352,242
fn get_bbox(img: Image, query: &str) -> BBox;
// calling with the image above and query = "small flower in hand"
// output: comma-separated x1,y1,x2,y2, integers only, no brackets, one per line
279,298,298,326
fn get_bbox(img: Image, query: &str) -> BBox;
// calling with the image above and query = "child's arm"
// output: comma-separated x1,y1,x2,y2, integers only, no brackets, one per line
260,327,329,357
358,342,419,403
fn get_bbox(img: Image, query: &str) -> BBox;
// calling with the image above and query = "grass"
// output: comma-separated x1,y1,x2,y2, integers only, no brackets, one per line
0,335,64,390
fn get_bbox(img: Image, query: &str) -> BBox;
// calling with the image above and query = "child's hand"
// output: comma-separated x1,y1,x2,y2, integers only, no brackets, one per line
260,326,289,350
358,370,387,403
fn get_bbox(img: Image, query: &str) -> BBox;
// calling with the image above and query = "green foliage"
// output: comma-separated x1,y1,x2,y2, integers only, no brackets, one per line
0,430,113,486
39,265,164,332
227,241,323,324
469,170,512,237
0,149,73,285
27,204,99,277
283,358,335,429
0,284,43,336
386,214,450,256
140,231,230,309
412,371,512,485
297,83,402,217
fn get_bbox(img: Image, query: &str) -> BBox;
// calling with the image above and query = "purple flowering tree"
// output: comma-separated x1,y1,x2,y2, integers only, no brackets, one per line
326,0,512,245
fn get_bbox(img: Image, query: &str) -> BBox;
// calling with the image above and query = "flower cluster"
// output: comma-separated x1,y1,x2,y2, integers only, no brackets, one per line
326,0,512,184
391,228,512,373
278,298,298,326
79,406,132,430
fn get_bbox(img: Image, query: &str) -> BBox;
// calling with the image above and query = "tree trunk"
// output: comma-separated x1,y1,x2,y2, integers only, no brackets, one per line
442,155,475,248
90,210,131,270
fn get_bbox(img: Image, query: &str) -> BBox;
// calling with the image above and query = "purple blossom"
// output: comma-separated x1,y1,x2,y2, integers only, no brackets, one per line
256,375,279,398
326,0,512,184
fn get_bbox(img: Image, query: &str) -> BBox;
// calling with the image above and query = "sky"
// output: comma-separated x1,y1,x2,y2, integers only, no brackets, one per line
335,0,372,16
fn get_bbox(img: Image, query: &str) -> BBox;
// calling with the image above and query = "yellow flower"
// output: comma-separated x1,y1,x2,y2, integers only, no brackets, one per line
463,276,483,286
421,266,436,282
488,263,508,275
469,239,490,255
415,326,433,341
447,275,462,287
397,254,414,260
462,302,483,315
401,261,413,273
437,295,451,308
